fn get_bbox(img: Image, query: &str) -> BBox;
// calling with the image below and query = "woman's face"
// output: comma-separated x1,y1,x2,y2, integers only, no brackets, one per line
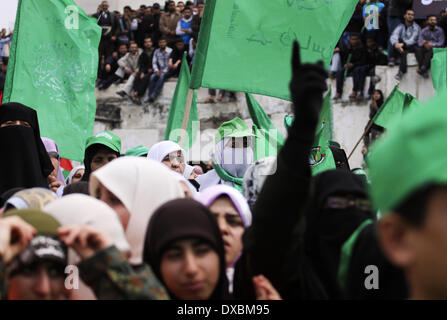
373,91,382,101
209,196,244,266
160,238,220,300
162,151,185,174
71,169,85,184
90,148,118,173
96,183,131,230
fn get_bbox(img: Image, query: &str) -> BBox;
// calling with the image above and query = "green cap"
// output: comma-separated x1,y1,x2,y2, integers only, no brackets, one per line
2,209,61,235
125,145,149,157
367,92,447,215
85,131,121,154
215,117,255,144
329,141,341,148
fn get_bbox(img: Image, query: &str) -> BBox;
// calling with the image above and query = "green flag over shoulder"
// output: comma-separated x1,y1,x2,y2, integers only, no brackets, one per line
164,52,199,151
3,0,101,162
431,48,447,93
190,0,358,101
245,93,285,160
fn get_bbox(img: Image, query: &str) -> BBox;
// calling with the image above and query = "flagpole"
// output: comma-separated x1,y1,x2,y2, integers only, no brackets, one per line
347,119,373,160
178,88,194,148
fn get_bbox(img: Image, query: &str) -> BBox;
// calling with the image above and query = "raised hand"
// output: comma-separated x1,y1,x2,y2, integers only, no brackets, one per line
289,40,328,126
58,225,113,260
0,216,36,263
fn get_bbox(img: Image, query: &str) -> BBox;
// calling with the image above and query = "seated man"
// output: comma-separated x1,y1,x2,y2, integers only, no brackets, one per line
97,44,128,90
130,37,155,104
415,15,445,78
390,9,421,81
167,38,189,78
334,33,368,100
147,38,173,102
116,42,142,97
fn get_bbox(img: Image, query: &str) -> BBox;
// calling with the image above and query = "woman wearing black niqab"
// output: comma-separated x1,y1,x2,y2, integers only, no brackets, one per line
0,102,53,194
143,198,229,300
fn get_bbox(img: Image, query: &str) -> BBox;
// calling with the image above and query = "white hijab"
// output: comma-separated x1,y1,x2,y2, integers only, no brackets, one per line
89,157,185,265
43,194,131,300
65,165,85,185
147,141,191,179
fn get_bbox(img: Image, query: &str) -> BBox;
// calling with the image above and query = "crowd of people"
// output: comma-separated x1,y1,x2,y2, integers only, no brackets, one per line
2,0,447,302
332,0,447,101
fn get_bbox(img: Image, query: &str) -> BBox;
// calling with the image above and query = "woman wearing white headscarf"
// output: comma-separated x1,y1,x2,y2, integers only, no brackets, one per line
196,184,252,294
65,165,85,185
89,157,185,265
44,194,131,300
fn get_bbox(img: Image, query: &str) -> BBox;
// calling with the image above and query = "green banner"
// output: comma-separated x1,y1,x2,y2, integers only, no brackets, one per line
3,0,101,162
164,52,199,150
191,0,358,101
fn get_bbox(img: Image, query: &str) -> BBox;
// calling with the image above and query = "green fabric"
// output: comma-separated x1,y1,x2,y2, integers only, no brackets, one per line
311,89,336,175
2,209,61,235
431,48,447,93
245,93,285,160
3,0,101,162
367,91,447,214
190,0,358,101
284,115,294,131
338,219,373,291
215,117,255,144
85,131,122,154
213,161,244,193
372,85,406,129
403,93,421,109
125,145,149,157
164,52,199,151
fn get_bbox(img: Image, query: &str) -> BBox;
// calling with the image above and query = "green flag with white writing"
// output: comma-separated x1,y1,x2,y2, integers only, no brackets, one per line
3,0,101,162
190,0,358,100
164,52,199,150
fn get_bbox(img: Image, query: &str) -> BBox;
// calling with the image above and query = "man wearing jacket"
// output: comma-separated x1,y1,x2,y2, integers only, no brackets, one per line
415,15,445,78
390,9,421,81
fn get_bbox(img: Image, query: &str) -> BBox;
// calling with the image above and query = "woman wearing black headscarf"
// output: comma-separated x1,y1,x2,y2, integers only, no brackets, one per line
0,103,53,194
143,198,229,300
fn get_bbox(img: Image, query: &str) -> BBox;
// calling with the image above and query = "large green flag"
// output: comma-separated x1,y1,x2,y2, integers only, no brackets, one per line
245,93,285,160
3,0,101,162
164,52,199,150
311,89,336,175
431,48,447,93
190,0,358,101
372,86,406,129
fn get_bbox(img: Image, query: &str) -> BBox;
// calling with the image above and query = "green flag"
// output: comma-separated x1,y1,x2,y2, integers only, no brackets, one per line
3,0,101,162
190,0,358,100
431,48,447,93
245,93,285,160
311,89,336,175
164,52,199,150
372,86,406,129
403,93,421,109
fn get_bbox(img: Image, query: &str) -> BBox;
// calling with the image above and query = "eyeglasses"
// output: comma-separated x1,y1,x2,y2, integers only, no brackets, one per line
324,196,371,211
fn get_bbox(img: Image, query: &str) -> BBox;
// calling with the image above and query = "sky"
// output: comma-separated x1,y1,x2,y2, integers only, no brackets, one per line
0,0,18,31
